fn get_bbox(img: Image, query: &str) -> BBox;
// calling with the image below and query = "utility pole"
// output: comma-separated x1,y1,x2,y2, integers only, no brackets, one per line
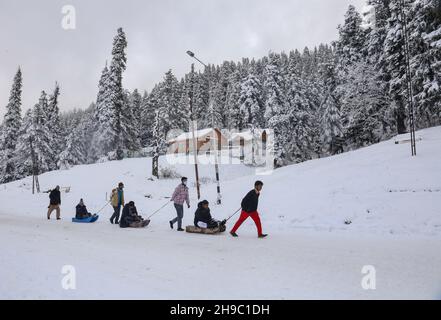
189,63,201,199
29,137,40,194
399,0,417,156
187,50,222,204
152,110,160,179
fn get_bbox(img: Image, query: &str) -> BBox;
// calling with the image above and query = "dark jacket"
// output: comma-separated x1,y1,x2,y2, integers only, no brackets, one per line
194,201,218,228
75,204,90,219
241,189,260,213
49,189,61,205
120,204,140,228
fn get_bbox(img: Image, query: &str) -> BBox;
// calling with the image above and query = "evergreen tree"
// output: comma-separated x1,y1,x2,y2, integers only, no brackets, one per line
108,27,128,158
47,82,63,169
342,61,392,148
263,53,289,167
140,88,159,147
321,93,343,155
366,0,392,70
120,89,141,152
151,109,167,178
0,68,23,183
384,0,412,134
336,5,367,67
90,63,115,160
15,92,53,177
286,55,314,162
130,89,143,130
193,70,210,127
409,0,441,127
161,70,187,131
58,117,88,169
14,110,34,178
211,62,232,128
320,62,343,155
226,70,242,130
177,78,190,132
239,72,262,130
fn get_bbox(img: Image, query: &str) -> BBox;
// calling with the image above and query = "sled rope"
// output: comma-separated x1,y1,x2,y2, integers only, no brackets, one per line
147,201,171,220
95,200,111,215
225,207,241,222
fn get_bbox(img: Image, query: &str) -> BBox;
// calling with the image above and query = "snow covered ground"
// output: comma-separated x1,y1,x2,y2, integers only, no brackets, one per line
1,126,441,299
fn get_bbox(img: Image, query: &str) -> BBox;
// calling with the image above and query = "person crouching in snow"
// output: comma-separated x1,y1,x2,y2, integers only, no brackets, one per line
120,201,148,228
75,199,92,219
169,177,190,231
194,200,226,232
230,180,268,238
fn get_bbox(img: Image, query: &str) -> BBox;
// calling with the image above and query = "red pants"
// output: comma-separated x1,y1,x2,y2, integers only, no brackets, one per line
231,210,263,235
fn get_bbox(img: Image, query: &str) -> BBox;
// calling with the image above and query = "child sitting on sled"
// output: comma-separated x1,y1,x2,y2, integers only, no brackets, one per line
120,201,149,228
75,199,93,219
194,200,226,232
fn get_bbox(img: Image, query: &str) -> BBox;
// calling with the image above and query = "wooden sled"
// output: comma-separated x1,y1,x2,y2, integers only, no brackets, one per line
185,225,224,235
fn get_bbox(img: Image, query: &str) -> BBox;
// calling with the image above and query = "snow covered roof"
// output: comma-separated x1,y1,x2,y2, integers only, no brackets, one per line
168,128,220,143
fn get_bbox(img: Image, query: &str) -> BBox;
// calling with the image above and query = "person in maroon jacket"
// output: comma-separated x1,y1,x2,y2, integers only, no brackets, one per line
230,181,268,238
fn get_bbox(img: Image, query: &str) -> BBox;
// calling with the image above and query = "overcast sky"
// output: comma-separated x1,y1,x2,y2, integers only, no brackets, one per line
0,0,366,117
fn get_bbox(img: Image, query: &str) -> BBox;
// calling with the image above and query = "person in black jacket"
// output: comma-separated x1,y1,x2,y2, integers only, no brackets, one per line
75,199,92,219
47,186,61,220
230,181,267,238
119,201,148,228
194,200,226,231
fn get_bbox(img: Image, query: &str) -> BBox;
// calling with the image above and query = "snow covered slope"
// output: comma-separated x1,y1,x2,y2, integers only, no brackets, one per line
1,125,440,236
0,126,440,299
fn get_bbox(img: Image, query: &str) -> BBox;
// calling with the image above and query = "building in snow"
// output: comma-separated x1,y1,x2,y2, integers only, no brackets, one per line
167,128,228,154
230,129,270,162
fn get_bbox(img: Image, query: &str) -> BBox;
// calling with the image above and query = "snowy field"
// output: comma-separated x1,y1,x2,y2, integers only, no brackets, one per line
1,126,441,299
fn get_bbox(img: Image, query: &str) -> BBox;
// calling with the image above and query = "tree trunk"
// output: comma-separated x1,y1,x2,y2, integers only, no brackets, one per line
396,101,407,134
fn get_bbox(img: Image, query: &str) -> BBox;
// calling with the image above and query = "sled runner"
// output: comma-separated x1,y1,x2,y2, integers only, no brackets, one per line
72,215,99,223
185,225,225,234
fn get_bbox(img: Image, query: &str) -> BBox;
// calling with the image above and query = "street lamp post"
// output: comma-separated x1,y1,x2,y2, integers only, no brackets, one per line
186,50,222,204
188,63,201,200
